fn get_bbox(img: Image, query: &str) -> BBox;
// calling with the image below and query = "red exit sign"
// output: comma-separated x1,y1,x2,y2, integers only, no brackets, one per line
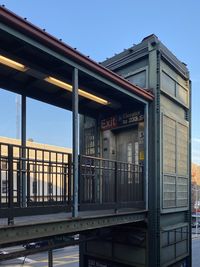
100,111,144,131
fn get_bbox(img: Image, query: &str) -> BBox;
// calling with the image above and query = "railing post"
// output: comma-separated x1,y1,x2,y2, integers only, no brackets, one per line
17,161,20,206
78,155,83,206
27,162,30,206
68,154,72,206
8,144,14,225
114,161,118,213
93,158,97,203
63,164,67,203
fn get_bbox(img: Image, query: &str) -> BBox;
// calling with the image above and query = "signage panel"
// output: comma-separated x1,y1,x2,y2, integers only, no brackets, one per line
100,111,144,131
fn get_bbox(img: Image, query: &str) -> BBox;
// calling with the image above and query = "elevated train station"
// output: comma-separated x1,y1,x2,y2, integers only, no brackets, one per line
0,6,191,267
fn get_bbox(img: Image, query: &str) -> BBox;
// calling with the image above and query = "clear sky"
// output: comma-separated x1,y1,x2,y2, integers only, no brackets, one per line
0,0,199,163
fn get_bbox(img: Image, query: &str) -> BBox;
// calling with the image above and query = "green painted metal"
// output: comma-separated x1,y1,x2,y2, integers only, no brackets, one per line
0,22,149,105
0,13,191,266
0,211,146,246
21,95,26,208
72,68,79,218
95,34,191,267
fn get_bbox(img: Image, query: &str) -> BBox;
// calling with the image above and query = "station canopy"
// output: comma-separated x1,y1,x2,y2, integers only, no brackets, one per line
0,6,153,117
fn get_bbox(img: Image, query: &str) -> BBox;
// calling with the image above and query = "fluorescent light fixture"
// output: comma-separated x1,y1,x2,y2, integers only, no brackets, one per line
78,89,108,105
45,76,109,105
0,55,28,72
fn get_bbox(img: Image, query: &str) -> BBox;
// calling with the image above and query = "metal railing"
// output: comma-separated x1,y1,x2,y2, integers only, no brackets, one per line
0,142,145,222
0,142,72,222
79,155,144,210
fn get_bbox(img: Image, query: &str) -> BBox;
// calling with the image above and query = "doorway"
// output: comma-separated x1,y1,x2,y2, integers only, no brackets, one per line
115,127,140,202
115,127,138,164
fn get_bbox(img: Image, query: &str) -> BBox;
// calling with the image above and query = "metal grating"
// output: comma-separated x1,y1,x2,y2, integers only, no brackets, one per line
163,175,176,208
177,123,188,176
163,116,176,174
162,115,189,209
177,177,188,207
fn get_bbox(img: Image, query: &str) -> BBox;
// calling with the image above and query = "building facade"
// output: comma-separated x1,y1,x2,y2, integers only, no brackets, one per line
80,35,191,267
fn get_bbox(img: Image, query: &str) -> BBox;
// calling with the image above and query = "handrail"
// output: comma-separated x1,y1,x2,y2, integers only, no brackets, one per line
80,154,144,167
0,143,145,222
0,142,71,156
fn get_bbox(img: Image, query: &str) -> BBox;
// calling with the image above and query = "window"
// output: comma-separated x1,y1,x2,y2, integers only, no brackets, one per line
162,71,176,96
163,175,176,208
177,84,188,105
84,127,95,156
162,71,188,105
2,180,7,194
127,142,133,163
134,142,139,184
134,142,139,166
127,143,133,184
127,70,146,88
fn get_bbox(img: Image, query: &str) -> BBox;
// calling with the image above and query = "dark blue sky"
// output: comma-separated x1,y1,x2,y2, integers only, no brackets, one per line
0,0,199,163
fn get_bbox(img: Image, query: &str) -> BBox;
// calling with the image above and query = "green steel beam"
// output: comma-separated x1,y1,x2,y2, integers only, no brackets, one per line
0,211,146,246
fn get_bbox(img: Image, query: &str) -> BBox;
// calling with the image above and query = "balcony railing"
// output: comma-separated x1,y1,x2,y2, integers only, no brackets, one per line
0,142,145,223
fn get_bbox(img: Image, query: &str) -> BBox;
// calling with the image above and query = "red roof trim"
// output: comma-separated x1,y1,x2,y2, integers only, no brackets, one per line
0,6,154,101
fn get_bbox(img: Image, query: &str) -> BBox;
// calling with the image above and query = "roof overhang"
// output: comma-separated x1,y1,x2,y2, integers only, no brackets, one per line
0,6,154,117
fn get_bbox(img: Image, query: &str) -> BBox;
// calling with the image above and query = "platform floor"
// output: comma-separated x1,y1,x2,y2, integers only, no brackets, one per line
0,208,145,228
0,208,147,246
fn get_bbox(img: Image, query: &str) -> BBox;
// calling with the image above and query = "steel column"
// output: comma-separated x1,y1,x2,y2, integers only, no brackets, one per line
21,94,26,207
144,103,149,210
148,48,160,267
188,80,192,267
8,144,14,225
48,250,53,267
72,68,79,217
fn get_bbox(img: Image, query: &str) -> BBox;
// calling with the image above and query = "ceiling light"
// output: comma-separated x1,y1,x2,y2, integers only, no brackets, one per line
0,55,28,72
45,76,72,91
78,89,108,105
44,76,109,105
